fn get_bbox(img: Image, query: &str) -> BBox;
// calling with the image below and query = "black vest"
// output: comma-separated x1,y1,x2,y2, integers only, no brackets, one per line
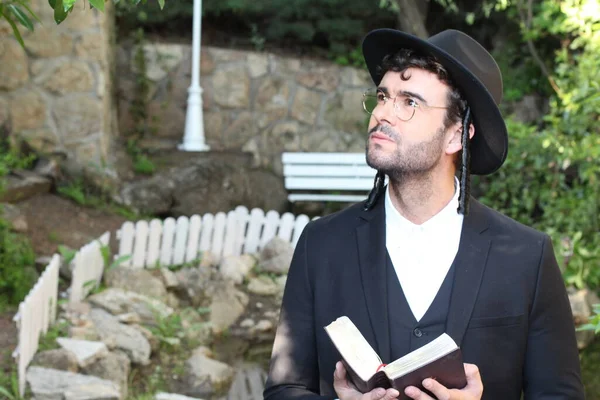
386,251,457,362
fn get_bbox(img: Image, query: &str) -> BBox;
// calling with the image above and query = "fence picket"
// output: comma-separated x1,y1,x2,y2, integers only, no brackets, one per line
159,217,177,267
211,212,227,257
146,219,163,268
244,208,265,254
222,210,240,257
15,254,60,397
199,213,214,252
172,216,190,265
117,221,135,267
185,215,202,263
132,221,149,268
278,212,296,242
233,206,250,255
292,214,310,247
261,210,280,247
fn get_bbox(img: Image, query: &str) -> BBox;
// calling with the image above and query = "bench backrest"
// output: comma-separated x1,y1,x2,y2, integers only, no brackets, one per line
281,152,377,202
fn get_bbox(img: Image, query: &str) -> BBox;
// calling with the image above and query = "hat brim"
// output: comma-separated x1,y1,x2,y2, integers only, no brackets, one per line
362,29,508,176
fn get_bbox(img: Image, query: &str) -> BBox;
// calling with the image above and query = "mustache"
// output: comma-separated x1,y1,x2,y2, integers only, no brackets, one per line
369,124,399,140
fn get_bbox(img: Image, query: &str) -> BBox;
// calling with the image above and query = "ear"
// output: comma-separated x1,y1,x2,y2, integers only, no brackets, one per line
446,122,475,155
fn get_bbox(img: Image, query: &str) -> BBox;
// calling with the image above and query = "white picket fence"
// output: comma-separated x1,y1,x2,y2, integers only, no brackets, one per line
69,232,111,304
116,206,314,269
11,206,315,395
12,254,61,397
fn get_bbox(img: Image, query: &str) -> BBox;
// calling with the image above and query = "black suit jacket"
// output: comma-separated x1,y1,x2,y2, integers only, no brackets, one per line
263,196,585,400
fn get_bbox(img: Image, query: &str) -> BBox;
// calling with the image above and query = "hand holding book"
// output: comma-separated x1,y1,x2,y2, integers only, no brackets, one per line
334,361,401,400
325,316,474,399
403,363,483,400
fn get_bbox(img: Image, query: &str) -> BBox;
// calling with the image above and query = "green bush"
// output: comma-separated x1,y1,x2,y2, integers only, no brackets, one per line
0,213,37,311
116,0,396,63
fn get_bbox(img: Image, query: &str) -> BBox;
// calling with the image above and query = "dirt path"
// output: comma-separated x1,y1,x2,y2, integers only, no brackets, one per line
16,193,129,257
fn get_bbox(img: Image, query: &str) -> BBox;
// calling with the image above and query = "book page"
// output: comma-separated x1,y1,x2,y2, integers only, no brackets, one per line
384,333,457,379
324,316,382,382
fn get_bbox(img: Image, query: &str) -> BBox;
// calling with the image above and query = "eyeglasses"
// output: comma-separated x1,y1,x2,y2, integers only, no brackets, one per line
362,88,448,122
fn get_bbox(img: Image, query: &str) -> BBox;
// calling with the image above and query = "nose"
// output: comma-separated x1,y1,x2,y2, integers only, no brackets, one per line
371,98,396,127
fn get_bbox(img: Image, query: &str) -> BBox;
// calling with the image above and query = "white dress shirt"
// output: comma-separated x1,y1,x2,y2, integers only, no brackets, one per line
385,178,464,322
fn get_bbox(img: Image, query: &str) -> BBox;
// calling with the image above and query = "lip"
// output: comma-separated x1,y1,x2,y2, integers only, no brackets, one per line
370,132,394,143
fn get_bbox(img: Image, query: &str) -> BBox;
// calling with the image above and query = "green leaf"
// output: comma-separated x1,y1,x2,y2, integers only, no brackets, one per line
108,254,131,270
48,0,56,9
0,9,25,47
157,0,165,9
83,279,97,288
63,0,77,12
53,0,69,23
0,386,15,400
88,0,104,12
8,4,34,31
15,1,42,24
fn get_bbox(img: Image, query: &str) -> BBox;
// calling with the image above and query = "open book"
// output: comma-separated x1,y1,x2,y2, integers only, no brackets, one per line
324,316,467,396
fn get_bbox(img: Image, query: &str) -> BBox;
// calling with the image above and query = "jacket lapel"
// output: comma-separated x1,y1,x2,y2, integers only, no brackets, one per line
355,196,391,363
446,198,491,346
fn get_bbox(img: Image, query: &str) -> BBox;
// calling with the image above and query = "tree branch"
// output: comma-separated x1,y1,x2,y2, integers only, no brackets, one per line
517,0,561,95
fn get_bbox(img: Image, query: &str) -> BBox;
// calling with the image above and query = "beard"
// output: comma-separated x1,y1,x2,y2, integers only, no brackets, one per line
365,124,446,181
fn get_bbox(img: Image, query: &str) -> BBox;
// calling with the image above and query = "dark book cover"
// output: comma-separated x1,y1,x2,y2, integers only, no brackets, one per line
342,348,467,397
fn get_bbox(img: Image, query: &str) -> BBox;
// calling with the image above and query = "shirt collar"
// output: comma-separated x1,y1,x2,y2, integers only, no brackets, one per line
385,176,463,234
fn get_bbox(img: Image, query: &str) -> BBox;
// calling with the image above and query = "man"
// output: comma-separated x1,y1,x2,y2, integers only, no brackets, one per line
263,28,584,400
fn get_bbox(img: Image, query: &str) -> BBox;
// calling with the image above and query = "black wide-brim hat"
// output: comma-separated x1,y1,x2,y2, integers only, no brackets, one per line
362,29,508,175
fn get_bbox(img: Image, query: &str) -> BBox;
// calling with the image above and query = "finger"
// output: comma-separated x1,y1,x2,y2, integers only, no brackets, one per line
422,378,450,400
382,388,401,399
464,363,483,394
368,388,387,399
404,385,434,400
464,363,481,381
334,361,346,381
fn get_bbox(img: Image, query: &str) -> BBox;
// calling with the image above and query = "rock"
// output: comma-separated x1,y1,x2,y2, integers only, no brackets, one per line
41,60,94,95
132,44,184,82
116,312,142,324
180,308,212,345
88,288,173,325
26,366,120,400
131,324,160,353
246,53,269,78
82,351,131,399
296,66,340,92
56,338,109,368
9,88,47,131
212,64,250,108
31,349,79,373
569,287,600,350
206,281,249,334
175,267,214,307
118,153,287,216
0,170,52,203
291,87,321,125
158,268,180,289
247,276,279,296
258,237,294,274
219,254,256,284
89,308,152,365
52,94,103,144
104,268,169,302
34,157,61,181
184,347,235,398
1,203,28,232
0,39,29,90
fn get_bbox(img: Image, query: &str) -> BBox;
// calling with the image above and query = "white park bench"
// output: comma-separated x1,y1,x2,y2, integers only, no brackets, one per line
281,152,378,203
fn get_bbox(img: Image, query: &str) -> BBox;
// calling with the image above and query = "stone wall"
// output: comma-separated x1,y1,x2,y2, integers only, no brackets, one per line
116,43,373,176
0,0,115,175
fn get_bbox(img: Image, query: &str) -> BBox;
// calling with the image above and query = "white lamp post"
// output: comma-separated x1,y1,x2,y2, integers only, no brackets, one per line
179,0,210,151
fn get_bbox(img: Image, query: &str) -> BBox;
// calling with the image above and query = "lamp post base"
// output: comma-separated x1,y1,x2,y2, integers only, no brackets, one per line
180,85,210,152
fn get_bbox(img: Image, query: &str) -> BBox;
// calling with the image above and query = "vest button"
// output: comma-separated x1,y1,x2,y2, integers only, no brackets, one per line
413,328,423,337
